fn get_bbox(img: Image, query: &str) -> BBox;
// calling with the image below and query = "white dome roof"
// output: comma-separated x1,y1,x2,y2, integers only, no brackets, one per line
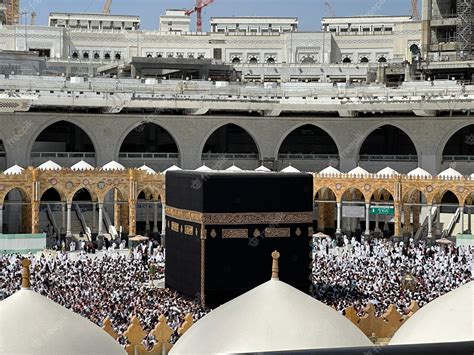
38,160,61,171
171,279,372,354
0,289,126,354
407,167,432,178
101,160,125,171
195,164,214,172
348,166,369,176
319,166,341,175
255,164,271,172
137,164,156,174
376,167,399,176
438,167,462,179
225,164,242,172
3,164,24,175
280,165,300,173
71,160,94,171
390,281,473,345
163,164,182,173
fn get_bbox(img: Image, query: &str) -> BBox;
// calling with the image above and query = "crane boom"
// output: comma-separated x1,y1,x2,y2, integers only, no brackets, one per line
103,0,112,14
185,0,214,32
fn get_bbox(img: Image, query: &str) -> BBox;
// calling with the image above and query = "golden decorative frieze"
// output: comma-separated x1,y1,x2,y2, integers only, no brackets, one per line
222,229,248,239
264,227,291,238
166,206,203,224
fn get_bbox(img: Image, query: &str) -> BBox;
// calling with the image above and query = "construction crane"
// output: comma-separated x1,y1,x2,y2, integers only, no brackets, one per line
30,11,36,25
103,0,112,14
5,0,20,25
323,1,336,17
185,0,214,32
411,0,419,20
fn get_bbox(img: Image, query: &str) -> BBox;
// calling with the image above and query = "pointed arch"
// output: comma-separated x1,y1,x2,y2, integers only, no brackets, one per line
277,124,339,157
442,124,474,157
201,123,260,156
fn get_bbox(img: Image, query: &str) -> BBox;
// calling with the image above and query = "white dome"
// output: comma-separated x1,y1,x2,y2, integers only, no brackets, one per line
101,160,125,171
0,289,126,354
225,164,242,172
319,166,341,175
407,167,432,178
71,160,94,171
171,279,372,353
255,164,271,172
280,165,300,173
137,164,156,174
195,164,214,172
376,167,399,176
390,281,473,345
38,160,62,171
3,164,24,175
163,164,182,173
348,166,369,176
438,167,462,179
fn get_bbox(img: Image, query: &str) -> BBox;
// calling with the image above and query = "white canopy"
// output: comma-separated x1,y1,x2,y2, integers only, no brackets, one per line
376,167,399,176
71,160,94,171
407,167,432,178
390,281,473,345
438,167,462,179
348,166,369,176
319,166,341,175
225,164,242,172
195,164,214,172
3,164,24,175
0,289,126,355
471,173,474,180
255,164,271,172
137,164,156,174
171,278,372,354
163,164,182,173
38,160,62,171
280,165,300,173
101,160,125,171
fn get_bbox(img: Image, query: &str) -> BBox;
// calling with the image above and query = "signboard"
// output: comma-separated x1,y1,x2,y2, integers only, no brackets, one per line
369,206,394,215
342,205,365,218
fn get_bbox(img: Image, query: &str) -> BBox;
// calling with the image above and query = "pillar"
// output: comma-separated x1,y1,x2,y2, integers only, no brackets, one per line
460,205,464,234
114,189,120,231
468,207,472,233
421,0,432,58
31,200,39,234
66,202,72,237
128,200,137,236
92,202,96,231
98,203,104,236
375,211,380,232
145,200,150,233
161,203,166,236
153,201,159,234
0,204,3,234
436,204,441,236
365,203,370,236
394,201,402,237
427,204,433,239
336,202,342,235
61,203,66,235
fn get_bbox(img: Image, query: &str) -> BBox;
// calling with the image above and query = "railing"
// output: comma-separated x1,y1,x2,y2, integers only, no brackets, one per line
46,204,60,238
278,154,339,160
119,152,179,159
443,155,474,162
73,203,91,240
359,154,418,162
31,152,96,158
442,207,460,238
202,153,259,160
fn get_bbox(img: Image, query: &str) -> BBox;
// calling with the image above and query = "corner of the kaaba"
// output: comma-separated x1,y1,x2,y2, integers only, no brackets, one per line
165,170,314,308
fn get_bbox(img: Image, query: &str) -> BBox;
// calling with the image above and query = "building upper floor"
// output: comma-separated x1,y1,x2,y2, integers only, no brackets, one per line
322,15,414,35
210,16,298,34
48,12,140,31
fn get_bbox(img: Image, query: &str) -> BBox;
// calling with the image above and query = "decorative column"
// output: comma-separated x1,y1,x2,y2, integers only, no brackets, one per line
364,203,370,236
0,204,3,234
336,202,342,235
145,200,150,233
92,202,96,232
468,206,472,233
61,203,66,235
98,202,104,236
460,205,464,234
161,203,166,236
394,201,402,237
128,199,137,236
427,204,433,239
435,204,441,236
114,192,121,233
66,202,72,238
153,201,159,234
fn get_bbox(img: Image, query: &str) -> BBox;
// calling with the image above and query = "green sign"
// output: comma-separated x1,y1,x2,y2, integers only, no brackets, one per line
369,206,394,215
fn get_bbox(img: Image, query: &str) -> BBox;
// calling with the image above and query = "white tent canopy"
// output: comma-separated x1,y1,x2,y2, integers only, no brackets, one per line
38,160,62,171
71,160,94,171
101,160,125,171
348,166,369,176
3,164,24,175
255,164,271,172
407,167,432,178
163,164,182,173
438,167,462,179
376,167,399,176
225,164,242,172
319,166,341,175
280,165,300,173
195,164,214,172
137,164,156,174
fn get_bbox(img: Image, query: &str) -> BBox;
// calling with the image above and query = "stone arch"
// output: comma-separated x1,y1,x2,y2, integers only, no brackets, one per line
277,124,339,156
341,187,368,202
342,57,352,64
360,57,369,63
68,186,98,203
2,187,31,233
137,186,158,201
231,57,241,64
314,187,337,234
358,124,419,160
274,123,341,160
441,123,474,158
1,186,31,205
434,189,461,206
40,187,65,202
27,119,99,166
200,122,261,159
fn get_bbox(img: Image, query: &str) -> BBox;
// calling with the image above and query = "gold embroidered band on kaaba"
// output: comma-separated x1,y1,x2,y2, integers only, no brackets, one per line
166,206,313,225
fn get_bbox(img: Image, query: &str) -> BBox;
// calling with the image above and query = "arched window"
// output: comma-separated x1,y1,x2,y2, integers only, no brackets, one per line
342,57,352,64
378,56,387,63
232,57,241,64
266,57,275,64
360,57,369,63
83,52,89,59
115,53,121,60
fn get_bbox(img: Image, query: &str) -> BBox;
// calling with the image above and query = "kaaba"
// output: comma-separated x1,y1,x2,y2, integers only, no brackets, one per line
165,170,313,308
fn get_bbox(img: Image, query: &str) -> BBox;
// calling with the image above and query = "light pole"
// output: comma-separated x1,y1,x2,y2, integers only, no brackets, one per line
20,11,28,51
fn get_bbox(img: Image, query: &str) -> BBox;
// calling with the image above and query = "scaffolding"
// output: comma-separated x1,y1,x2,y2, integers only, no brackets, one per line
457,0,473,58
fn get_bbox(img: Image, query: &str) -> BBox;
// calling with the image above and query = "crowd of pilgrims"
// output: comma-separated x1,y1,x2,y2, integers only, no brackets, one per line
0,238,473,345
311,237,473,316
